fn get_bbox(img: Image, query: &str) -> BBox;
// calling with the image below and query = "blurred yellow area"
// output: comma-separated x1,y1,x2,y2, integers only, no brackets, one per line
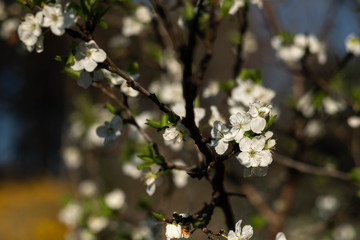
0,176,68,240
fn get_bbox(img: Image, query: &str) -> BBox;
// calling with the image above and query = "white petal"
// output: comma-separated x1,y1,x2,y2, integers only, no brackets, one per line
84,59,98,72
275,232,287,240
227,230,237,240
237,152,251,168
214,139,228,155
241,225,254,240
77,71,93,88
235,220,242,237
111,115,123,131
239,137,252,152
250,117,266,133
146,182,156,196
92,49,107,62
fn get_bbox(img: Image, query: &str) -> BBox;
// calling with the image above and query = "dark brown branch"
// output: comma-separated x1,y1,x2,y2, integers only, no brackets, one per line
150,0,181,50
233,7,249,78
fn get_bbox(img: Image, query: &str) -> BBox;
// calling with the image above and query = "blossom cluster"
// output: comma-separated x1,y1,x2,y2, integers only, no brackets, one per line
228,77,275,115
210,102,276,174
17,3,77,52
297,91,346,118
271,33,326,64
122,5,152,37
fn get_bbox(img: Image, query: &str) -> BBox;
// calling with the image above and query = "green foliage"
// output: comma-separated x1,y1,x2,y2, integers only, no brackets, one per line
312,91,326,109
137,144,166,170
220,0,233,16
183,1,195,21
228,31,242,45
63,67,80,79
221,79,236,92
127,61,139,75
152,212,165,221
146,113,177,131
263,115,277,132
349,168,360,185
249,215,266,229
105,102,116,114
279,30,295,45
351,86,360,107
239,69,262,84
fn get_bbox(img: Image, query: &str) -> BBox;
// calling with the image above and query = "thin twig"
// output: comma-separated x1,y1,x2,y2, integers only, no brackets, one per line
273,153,350,181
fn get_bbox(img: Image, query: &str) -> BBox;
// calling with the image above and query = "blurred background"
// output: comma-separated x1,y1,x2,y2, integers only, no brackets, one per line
0,0,360,239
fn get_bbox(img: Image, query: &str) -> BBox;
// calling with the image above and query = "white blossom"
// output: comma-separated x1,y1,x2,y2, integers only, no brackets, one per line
275,232,287,240
62,146,82,169
135,5,152,23
171,103,205,127
96,115,123,146
304,120,323,138
104,189,126,210
202,81,220,98
87,216,109,233
165,224,182,240
71,40,107,72
228,112,251,143
41,4,66,36
237,136,272,168
163,122,190,143
316,195,339,219
165,224,189,240
345,34,360,56
227,220,253,240
122,155,142,179
78,180,97,197
297,91,315,118
17,12,43,52
77,69,104,89
145,173,157,196
322,96,346,115
209,121,230,155
58,202,83,228
347,116,360,128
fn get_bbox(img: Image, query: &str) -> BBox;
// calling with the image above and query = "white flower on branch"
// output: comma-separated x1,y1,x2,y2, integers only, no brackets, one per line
347,115,360,128
122,5,152,37
228,112,251,143
209,120,230,155
17,12,43,52
345,34,360,56
163,122,190,144
104,189,126,210
41,4,78,36
96,115,123,146
71,40,107,72
236,136,272,168
87,216,109,233
58,202,83,228
248,102,271,134
227,219,253,240
165,224,190,240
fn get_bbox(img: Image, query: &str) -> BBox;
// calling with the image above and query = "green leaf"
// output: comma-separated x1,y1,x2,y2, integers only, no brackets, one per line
137,162,154,170
221,79,236,92
63,67,81,79
249,215,266,229
99,19,108,29
105,102,116,114
168,112,178,124
220,0,233,17
127,62,139,75
137,155,154,163
54,55,68,63
239,69,262,84
349,168,360,185
146,119,162,129
263,115,277,132
152,212,165,221
183,1,195,20
160,114,169,128
154,155,165,165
